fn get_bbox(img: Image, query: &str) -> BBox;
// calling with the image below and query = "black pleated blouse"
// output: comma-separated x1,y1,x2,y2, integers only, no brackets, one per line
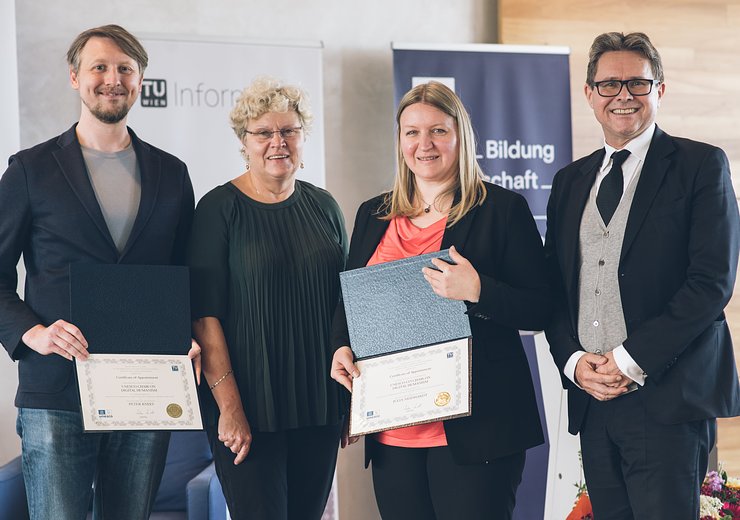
188,180,347,432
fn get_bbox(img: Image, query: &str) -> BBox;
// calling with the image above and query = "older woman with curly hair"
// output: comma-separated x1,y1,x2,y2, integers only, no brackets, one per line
188,76,347,520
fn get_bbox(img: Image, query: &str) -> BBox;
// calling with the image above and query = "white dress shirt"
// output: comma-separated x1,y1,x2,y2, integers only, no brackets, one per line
563,123,656,388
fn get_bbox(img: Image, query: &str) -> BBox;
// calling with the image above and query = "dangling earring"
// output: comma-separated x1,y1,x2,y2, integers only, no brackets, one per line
300,161,305,169
241,149,250,171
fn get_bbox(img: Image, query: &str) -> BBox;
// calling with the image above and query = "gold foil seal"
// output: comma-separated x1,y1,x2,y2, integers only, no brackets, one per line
166,403,183,418
434,392,451,407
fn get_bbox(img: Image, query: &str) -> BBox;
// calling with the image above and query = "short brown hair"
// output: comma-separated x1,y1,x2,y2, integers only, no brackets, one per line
67,24,148,74
586,32,664,85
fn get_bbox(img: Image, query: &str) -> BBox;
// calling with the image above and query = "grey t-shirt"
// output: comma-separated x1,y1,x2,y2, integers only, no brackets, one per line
81,144,141,253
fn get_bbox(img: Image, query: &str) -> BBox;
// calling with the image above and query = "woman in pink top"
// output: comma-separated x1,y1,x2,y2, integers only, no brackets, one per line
331,82,553,520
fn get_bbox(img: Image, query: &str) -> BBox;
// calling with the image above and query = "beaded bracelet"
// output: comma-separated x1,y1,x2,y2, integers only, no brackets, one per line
209,369,233,390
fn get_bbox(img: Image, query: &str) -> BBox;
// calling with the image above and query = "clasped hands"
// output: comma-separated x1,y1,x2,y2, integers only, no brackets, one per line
575,352,634,401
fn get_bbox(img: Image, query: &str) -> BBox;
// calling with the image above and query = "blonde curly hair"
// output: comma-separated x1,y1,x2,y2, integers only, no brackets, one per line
229,76,313,141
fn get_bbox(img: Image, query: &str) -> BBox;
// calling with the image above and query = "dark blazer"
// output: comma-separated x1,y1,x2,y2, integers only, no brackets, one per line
0,124,194,411
544,126,740,434
332,181,552,465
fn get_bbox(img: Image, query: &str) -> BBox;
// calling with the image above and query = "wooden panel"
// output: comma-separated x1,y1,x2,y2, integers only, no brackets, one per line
500,0,740,186
719,271,740,476
500,0,740,473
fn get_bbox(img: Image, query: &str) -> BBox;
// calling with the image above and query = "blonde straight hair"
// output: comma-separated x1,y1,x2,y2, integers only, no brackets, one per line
380,81,486,227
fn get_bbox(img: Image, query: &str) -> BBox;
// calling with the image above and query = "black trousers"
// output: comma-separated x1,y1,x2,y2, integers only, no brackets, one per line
207,421,341,520
371,442,526,520
580,391,715,520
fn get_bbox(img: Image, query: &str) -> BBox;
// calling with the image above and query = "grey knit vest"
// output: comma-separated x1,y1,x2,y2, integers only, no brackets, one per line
577,166,642,354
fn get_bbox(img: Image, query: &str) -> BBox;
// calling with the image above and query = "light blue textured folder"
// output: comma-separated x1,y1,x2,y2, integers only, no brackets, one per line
340,249,472,359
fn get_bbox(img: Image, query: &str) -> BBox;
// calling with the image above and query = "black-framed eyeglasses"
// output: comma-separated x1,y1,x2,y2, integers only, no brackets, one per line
591,78,660,97
245,127,303,142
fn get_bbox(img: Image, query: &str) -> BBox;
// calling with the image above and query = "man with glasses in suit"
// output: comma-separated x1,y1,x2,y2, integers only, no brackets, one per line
545,31,740,519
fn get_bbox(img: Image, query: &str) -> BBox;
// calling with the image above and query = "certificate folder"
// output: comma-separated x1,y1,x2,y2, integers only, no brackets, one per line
339,249,472,360
340,250,473,436
70,263,191,355
69,264,202,432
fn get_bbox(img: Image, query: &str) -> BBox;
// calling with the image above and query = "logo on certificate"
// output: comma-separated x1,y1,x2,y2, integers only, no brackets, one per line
166,403,183,418
434,392,451,407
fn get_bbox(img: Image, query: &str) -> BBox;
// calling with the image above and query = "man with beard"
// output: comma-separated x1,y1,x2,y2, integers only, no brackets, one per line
0,25,195,519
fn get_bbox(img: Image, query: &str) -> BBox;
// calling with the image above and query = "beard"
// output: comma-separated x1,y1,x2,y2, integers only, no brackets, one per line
85,99,131,124
83,88,133,124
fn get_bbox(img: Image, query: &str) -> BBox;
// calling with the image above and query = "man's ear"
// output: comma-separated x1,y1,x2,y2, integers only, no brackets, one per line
70,66,80,90
656,81,666,106
584,83,594,109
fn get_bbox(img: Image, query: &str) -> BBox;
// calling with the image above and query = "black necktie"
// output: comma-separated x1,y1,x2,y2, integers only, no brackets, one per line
597,150,630,226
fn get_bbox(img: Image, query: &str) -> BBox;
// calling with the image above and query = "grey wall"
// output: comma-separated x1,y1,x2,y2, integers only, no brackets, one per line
6,1,496,518
16,0,497,221
0,0,21,468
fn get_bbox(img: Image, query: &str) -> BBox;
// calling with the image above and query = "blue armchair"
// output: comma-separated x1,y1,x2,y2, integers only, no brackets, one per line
0,431,226,520
0,453,28,520
151,431,227,520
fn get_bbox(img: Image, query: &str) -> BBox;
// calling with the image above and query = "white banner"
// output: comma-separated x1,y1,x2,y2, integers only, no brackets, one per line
129,37,325,199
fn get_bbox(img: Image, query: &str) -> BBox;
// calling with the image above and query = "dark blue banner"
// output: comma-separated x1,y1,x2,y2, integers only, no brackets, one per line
393,45,572,236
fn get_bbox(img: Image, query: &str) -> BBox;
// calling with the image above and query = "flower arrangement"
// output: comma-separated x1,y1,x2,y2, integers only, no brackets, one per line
566,465,740,519
566,451,593,520
700,470,740,520
565,479,592,520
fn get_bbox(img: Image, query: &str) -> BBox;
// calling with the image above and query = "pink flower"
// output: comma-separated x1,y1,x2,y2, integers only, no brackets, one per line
705,471,724,493
721,501,740,518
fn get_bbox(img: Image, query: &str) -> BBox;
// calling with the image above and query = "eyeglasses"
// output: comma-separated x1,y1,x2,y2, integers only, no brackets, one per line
244,127,303,142
591,78,660,97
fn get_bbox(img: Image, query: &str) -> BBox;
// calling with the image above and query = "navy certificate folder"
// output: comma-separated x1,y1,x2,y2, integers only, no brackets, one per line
340,249,472,359
69,264,191,355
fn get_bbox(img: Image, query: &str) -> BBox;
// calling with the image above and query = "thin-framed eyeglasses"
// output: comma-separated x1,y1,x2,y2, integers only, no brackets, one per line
244,127,303,142
591,78,660,97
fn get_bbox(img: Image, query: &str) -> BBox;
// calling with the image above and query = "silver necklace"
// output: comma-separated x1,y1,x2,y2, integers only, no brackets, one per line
418,195,434,213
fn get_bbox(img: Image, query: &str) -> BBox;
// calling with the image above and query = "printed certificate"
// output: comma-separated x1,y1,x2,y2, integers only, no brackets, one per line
349,338,471,436
76,354,203,431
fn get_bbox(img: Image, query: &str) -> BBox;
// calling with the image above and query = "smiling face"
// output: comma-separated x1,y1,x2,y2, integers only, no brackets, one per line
586,50,665,148
242,110,304,182
398,102,459,187
70,37,142,124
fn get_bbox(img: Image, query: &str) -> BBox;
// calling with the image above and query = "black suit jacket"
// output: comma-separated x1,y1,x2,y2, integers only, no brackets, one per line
0,124,194,411
544,126,740,434
333,182,552,464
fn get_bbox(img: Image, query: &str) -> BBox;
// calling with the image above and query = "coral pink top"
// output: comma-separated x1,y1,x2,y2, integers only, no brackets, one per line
367,215,449,448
